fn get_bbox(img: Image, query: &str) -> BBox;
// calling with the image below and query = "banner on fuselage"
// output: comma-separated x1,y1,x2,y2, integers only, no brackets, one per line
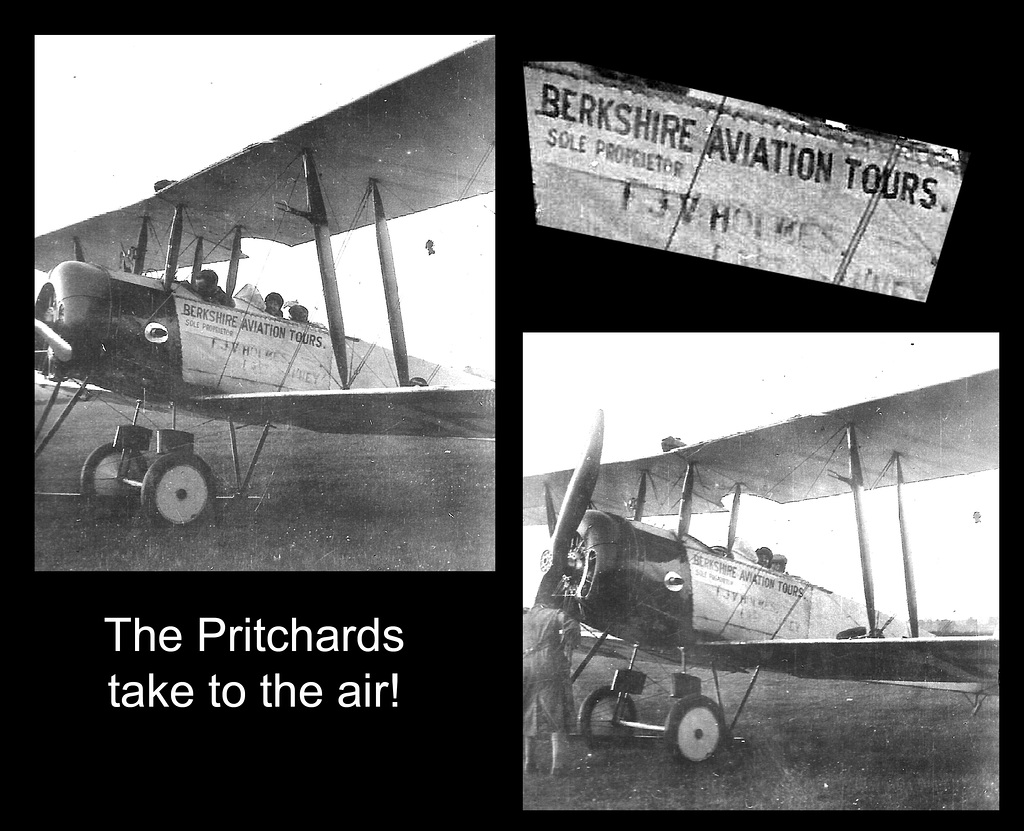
176,297,337,393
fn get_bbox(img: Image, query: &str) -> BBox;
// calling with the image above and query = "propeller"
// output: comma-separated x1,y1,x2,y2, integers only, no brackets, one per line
536,411,604,602
34,319,73,363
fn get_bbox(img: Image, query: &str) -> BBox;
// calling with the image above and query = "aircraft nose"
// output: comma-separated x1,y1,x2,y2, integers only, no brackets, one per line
38,260,114,369
46,261,112,332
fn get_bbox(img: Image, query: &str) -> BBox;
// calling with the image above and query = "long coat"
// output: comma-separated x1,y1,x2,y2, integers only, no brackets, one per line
523,605,580,736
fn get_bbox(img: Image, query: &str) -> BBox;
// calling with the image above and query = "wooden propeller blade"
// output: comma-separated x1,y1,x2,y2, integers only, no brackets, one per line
550,410,604,557
34,319,73,363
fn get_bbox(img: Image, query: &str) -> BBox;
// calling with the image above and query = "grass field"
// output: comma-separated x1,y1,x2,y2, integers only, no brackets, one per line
524,646,999,809
35,388,494,570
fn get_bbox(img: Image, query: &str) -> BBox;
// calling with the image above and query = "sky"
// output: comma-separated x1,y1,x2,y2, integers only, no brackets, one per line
34,35,494,379
523,332,999,621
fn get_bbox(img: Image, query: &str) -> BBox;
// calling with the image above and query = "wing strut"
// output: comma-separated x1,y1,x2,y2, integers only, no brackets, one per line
191,236,205,284
224,226,243,300
894,453,920,637
132,214,149,275
162,205,184,291
631,470,648,521
726,482,743,554
675,462,694,538
301,149,349,387
844,422,878,634
370,179,410,386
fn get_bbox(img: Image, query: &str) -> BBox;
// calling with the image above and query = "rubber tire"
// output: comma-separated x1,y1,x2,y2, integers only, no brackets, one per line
665,695,725,763
579,685,638,748
141,452,215,526
81,443,149,513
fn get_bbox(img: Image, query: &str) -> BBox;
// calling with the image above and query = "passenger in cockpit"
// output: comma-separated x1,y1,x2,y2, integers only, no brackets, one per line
756,547,774,568
264,292,284,318
287,303,309,323
194,269,234,307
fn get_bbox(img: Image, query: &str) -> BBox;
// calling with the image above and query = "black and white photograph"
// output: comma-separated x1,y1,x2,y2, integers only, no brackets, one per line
523,332,998,809
34,35,495,570
29,35,502,813
524,60,964,302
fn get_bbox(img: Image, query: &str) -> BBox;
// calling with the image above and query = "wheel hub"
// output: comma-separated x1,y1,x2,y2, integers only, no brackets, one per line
146,458,212,525
676,706,721,762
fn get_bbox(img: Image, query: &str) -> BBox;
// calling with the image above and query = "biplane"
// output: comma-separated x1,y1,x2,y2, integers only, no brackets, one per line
34,38,495,527
523,369,999,763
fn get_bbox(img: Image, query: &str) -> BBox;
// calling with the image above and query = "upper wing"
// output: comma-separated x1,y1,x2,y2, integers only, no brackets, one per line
35,39,495,273
523,369,998,524
690,636,999,687
192,385,495,439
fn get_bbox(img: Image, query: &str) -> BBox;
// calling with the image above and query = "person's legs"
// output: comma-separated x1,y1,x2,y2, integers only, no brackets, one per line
550,731,569,775
524,736,538,773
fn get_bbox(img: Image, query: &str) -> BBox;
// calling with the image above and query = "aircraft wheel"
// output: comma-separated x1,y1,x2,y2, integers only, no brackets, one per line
141,452,215,526
579,686,638,748
665,695,724,763
81,443,149,505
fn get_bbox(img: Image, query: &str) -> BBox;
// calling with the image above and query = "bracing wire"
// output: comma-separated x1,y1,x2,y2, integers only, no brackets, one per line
664,95,728,252
833,136,904,285
458,139,494,201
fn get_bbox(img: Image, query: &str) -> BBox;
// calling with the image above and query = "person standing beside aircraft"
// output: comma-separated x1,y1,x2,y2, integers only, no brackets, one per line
264,292,284,317
194,269,234,307
524,566,581,776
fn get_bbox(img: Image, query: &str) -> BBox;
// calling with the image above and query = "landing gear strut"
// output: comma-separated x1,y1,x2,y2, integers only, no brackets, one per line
80,421,215,525
39,391,272,526
80,424,152,513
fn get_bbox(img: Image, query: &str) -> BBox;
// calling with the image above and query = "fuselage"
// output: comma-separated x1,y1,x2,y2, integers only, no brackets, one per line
556,510,911,649
35,260,482,402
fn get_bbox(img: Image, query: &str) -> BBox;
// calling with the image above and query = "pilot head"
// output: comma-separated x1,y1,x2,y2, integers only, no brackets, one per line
265,292,284,316
195,269,219,299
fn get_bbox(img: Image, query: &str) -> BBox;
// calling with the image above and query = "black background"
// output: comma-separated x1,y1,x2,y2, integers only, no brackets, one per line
28,34,1002,813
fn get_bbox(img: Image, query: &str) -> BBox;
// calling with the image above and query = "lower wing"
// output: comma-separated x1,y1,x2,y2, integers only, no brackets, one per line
691,636,999,690
192,385,495,439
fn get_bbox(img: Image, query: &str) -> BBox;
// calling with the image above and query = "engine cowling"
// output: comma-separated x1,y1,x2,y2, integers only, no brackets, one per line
545,510,696,649
36,261,114,370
